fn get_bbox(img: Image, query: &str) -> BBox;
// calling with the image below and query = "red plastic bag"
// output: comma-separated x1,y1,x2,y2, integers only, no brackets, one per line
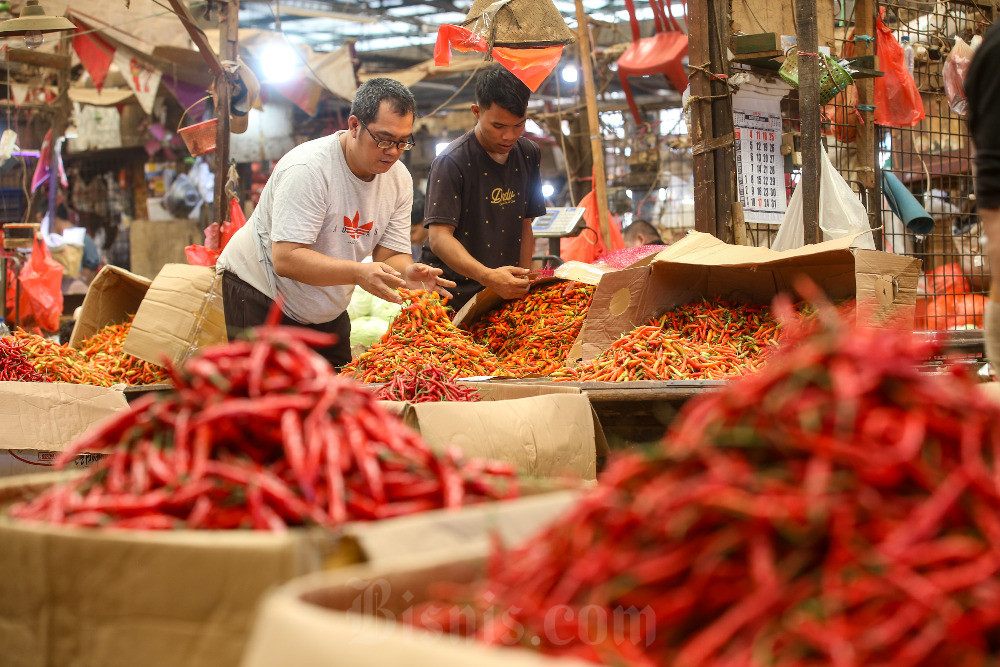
559,188,626,264
18,235,64,332
874,8,925,128
185,196,245,266
433,24,564,92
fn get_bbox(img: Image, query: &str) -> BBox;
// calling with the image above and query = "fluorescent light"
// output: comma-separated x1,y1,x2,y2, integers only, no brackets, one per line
561,66,578,83
542,183,555,198
259,42,299,83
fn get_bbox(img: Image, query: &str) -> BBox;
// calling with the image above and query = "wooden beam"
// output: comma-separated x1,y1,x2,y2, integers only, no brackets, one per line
690,0,735,241
689,0,715,236
165,0,225,78
5,49,70,69
853,0,881,248
214,0,239,226
796,0,820,245
574,0,612,248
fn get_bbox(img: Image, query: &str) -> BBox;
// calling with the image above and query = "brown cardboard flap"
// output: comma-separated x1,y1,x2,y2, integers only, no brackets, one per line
123,264,228,367
400,394,598,479
241,548,592,667
0,382,128,451
651,229,860,266
347,490,579,564
69,265,152,349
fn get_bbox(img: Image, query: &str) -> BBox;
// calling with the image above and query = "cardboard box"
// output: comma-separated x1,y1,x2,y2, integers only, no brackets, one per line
572,232,921,362
0,382,128,478
0,474,580,667
241,548,591,667
123,263,228,368
68,265,152,349
130,218,206,281
383,382,609,480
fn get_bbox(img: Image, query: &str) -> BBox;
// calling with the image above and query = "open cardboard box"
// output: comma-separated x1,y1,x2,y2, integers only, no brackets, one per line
123,263,228,368
0,382,127,478
571,232,922,363
241,546,592,667
381,382,609,480
68,265,152,349
0,472,580,667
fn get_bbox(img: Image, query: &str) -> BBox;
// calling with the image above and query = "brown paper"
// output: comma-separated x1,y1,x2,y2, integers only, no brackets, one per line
69,265,152,349
123,264,228,368
241,547,592,667
0,478,577,667
572,231,921,362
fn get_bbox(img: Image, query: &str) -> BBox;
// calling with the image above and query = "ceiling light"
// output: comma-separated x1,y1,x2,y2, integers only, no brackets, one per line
561,66,578,84
0,0,75,50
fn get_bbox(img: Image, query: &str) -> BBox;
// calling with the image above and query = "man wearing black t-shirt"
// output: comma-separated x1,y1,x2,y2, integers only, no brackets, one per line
967,23,1000,367
422,64,546,312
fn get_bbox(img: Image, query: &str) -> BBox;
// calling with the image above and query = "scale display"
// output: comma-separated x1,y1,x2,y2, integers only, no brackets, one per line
531,207,586,238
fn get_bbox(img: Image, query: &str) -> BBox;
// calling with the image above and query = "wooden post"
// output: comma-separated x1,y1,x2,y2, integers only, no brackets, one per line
214,0,239,226
689,0,715,236
853,0,880,248
574,0,612,248
797,0,821,245
689,0,736,242
47,37,70,221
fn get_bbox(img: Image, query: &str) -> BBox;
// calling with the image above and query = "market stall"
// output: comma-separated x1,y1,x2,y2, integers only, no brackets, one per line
0,0,998,664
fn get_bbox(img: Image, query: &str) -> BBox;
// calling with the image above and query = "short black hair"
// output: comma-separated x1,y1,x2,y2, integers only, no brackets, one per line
475,64,530,118
623,219,661,243
350,78,416,125
56,203,69,220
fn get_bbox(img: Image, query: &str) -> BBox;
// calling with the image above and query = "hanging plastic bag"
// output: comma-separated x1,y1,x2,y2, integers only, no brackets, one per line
874,8,925,128
184,196,246,267
559,188,626,263
18,235,64,332
943,36,975,116
221,196,247,249
772,148,875,251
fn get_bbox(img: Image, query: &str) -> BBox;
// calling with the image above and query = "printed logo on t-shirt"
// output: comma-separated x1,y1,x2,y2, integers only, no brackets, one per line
342,212,374,239
490,187,516,207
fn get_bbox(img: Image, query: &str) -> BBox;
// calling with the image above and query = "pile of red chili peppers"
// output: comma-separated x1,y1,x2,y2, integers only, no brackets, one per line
79,317,171,386
9,323,518,530
374,366,481,403
0,336,50,382
342,288,506,383
464,281,595,376
13,329,117,386
552,300,780,382
416,292,1000,665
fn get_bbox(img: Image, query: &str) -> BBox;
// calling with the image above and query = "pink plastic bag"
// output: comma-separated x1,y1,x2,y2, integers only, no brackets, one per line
944,36,974,116
185,197,246,267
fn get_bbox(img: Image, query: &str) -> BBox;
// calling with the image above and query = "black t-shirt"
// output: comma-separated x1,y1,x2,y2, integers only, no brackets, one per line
421,130,546,311
967,23,1000,208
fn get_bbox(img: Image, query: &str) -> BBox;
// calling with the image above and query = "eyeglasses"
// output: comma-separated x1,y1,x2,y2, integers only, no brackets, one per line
359,121,415,151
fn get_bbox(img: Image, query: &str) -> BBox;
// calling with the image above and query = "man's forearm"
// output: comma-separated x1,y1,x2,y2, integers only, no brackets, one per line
273,244,358,286
429,233,491,283
981,207,1000,302
374,247,413,274
520,218,534,269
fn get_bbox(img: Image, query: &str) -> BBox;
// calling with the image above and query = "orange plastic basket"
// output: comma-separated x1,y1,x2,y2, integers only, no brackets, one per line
178,118,218,157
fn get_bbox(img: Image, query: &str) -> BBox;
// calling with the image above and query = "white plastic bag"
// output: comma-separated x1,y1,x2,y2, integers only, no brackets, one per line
772,148,876,251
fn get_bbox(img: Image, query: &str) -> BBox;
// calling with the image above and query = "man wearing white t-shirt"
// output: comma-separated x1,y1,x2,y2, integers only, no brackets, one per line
218,78,454,367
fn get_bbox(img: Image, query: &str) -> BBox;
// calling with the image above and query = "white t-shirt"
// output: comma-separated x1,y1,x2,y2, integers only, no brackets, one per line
218,131,412,324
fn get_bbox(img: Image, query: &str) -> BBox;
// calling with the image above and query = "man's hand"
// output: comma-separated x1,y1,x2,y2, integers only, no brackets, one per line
483,266,531,300
356,262,407,303
402,262,457,299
